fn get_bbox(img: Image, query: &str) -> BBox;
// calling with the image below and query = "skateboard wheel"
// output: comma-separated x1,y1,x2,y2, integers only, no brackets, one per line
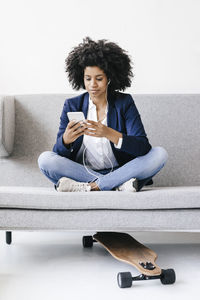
117,272,132,288
160,269,176,284
82,236,94,248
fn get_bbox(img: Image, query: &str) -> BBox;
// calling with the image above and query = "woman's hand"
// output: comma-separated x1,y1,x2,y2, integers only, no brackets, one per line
84,120,123,144
62,120,88,145
84,120,109,138
63,119,123,146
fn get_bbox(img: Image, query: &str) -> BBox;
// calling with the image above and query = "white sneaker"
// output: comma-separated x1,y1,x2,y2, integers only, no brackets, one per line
56,177,91,192
115,178,138,192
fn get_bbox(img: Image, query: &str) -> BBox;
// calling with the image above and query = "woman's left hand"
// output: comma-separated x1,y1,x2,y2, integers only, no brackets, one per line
84,120,109,138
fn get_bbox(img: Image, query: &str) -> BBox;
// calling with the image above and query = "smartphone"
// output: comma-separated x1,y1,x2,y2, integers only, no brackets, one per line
67,112,86,131
67,111,85,123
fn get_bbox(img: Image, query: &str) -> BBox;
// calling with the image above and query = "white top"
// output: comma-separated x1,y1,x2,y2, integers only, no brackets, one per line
75,96,123,170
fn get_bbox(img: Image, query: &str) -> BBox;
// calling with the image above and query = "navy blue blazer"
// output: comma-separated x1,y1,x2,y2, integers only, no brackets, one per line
53,91,152,167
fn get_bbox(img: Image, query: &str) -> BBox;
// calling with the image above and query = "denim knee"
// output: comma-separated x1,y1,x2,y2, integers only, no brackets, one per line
154,146,168,165
38,151,54,170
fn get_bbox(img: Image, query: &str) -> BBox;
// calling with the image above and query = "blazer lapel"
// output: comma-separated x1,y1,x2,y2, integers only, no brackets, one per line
107,92,117,131
82,92,89,119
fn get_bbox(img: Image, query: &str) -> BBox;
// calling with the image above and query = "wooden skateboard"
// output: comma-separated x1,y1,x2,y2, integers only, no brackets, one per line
82,232,176,288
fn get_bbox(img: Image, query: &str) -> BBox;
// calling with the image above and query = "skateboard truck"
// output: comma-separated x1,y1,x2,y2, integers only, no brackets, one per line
132,273,161,281
117,269,176,288
139,261,156,270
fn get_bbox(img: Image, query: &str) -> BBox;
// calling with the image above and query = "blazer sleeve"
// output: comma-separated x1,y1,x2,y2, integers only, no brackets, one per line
52,100,74,157
120,95,152,157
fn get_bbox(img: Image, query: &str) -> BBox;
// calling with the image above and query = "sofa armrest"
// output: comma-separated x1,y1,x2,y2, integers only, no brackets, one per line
0,96,15,157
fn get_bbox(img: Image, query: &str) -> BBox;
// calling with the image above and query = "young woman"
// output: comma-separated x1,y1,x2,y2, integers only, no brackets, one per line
38,37,168,192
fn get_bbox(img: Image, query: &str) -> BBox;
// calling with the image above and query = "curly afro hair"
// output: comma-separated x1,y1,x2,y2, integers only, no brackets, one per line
65,37,134,93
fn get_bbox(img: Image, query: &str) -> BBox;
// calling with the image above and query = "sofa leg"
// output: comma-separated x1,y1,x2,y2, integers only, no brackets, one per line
6,231,12,245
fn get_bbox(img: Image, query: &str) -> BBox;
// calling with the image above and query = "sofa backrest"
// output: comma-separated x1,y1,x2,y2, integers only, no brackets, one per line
0,93,199,187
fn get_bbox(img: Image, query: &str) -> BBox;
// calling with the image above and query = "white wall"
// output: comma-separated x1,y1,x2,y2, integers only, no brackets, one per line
0,0,200,95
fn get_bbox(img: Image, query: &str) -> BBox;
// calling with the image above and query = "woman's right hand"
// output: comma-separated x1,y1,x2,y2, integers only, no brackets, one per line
62,120,88,145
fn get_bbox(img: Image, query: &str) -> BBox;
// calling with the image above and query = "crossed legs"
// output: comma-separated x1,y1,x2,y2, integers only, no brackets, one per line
38,146,168,191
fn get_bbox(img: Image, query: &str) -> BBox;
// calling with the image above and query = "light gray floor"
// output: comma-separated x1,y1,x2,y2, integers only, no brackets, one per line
0,231,200,300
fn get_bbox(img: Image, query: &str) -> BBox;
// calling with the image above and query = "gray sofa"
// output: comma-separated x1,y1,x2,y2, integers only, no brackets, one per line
0,94,200,242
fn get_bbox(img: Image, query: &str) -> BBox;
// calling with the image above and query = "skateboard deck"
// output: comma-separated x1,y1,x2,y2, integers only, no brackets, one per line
93,232,161,276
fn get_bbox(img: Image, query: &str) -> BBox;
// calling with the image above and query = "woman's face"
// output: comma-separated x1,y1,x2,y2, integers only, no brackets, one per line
84,66,109,99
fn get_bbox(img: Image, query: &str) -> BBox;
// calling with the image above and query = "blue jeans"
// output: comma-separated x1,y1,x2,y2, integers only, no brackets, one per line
37,146,168,191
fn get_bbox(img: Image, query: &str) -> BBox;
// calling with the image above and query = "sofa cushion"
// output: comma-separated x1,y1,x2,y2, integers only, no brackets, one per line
0,186,200,210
